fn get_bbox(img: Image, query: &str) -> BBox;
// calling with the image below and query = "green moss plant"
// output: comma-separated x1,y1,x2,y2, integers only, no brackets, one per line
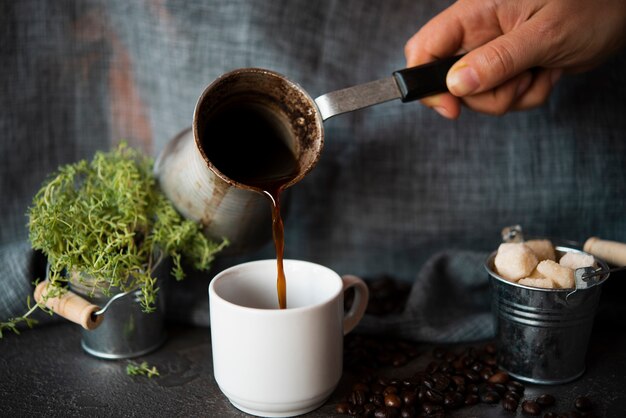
0,142,227,337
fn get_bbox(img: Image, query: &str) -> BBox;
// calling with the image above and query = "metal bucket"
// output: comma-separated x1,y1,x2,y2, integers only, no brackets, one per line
485,246,610,384
70,279,167,359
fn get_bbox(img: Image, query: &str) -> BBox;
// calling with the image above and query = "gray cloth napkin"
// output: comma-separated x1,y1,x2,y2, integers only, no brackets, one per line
356,250,494,342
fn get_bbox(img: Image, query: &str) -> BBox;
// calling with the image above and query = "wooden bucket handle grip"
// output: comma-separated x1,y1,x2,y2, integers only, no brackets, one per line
34,281,104,330
584,237,626,267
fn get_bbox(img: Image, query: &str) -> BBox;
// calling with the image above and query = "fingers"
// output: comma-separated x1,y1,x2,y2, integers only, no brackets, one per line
446,14,560,96
459,68,563,115
404,2,470,66
422,93,462,119
461,71,534,116
512,68,563,111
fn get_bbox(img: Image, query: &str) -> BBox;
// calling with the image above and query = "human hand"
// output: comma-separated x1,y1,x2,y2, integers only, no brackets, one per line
405,0,626,118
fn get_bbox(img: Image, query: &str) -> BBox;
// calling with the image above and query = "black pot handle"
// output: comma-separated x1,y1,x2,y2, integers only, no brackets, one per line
393,54,465,102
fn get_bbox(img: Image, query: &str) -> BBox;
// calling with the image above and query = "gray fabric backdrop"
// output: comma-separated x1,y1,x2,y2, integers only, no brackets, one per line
1,0,625,341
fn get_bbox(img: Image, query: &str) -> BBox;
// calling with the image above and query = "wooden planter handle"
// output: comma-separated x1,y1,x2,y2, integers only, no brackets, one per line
34,281,104,330
584,237,626,267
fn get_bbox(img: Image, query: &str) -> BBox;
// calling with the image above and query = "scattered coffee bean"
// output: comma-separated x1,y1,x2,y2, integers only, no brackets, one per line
480,390,501,404
504,390,521,402
522,399,542,416
488,371,510,384
335,401,350,414
337,335,602,418
464,393,480,406
385,393,402,408
401,390,417,407
502,397,519,411
421,402,443,415
536,393,556,407
480,367,494,381
506,380,526,394
574,395,593,411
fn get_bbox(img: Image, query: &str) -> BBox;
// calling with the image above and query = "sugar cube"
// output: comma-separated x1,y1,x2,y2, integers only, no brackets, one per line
494,243,539,282
524,239,556,261
536,260,575,289
559,252,596,270
518,277,556,289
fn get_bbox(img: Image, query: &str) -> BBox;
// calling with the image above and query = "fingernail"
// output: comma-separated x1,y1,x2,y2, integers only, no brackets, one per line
433,106,452,119
516,73,533,98
550,69,563,87
448,64,480,96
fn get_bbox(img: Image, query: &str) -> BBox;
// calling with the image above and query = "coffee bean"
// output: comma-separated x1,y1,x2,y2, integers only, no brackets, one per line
480,366,494,381
421,402,443,415
543,412,557,418
443,391,464,409
363,403,376,416
451,375,466,390
480,390,500,404
399,407,414,418
465,393,479,406
506,380,526,394
401,390,417,406
522,400,542,416
348,404,363,416
488,371,510,384
426,361,439,374
483,355,498,367
336,402,350,414
536,393,556,407
383,385,398,396
452,358,465,371
574,395,593,411
424,388,444,404
384,393,402,409
370,394,384,406
502,397,519,411
370,382,385,395
489,383,507,395
373,407,390,418
470,361,483,372
352,390,368,406
439,362,452,373
432,372,450,391
504,390,521,402
464,369,481,382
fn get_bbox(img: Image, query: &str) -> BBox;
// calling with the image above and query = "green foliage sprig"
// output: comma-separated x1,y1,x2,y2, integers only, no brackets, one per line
126,360,160,378
1,142,227,336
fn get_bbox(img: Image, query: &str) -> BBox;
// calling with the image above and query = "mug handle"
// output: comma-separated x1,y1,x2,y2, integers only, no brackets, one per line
341,275,369,335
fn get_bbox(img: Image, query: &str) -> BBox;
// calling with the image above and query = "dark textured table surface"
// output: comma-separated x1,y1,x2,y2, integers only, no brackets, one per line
2,274,626,418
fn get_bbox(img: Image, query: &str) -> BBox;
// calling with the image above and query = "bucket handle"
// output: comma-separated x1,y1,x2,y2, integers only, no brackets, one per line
34,281,104,330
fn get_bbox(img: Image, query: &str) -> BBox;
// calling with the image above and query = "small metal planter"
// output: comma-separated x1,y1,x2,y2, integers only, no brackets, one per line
35,269,167,360
485,246,610,384
70,280,167,359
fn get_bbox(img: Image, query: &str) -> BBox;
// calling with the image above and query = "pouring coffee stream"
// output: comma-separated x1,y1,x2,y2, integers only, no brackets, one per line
157,55,465,309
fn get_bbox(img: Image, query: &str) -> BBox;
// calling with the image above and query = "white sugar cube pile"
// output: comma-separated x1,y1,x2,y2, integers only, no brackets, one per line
494,239,596,289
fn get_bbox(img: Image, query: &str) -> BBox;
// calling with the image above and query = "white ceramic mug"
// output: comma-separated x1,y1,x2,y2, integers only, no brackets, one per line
209,259,369,417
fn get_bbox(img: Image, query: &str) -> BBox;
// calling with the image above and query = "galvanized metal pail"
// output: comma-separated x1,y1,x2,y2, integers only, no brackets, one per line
70,279,167,359
485,246,609,384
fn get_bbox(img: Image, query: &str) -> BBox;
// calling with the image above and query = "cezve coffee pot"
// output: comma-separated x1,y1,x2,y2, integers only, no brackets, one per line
155,56,462,254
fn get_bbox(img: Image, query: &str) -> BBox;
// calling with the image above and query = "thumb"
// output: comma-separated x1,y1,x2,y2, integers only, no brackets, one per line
446,21,552,97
